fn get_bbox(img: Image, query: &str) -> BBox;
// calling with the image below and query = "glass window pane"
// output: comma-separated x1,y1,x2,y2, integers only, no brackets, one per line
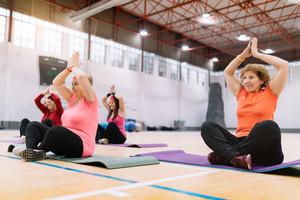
143,52,153,74
158,57,166,77
12,12,36,49
91,36,106,64
43,28,62,55
0,15,6,42
111,47,123,68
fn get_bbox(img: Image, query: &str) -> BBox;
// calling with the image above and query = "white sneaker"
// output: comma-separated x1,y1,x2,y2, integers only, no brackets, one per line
13,145,26,157
19,136,26,144
98,138,109,144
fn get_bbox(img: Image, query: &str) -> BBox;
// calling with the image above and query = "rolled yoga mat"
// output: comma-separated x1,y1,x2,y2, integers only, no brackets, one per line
97,143,168,148
47,153,160,169
134,150,300,172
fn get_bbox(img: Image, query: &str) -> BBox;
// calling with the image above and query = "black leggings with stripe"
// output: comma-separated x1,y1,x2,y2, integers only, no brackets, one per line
25,121,83,158
200,120,284,166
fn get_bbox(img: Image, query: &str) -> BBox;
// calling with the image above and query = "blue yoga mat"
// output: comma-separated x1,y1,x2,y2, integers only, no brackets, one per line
134,150,300,172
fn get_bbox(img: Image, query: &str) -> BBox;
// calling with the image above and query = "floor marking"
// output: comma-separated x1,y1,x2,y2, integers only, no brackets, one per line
161,162,218,171
44,171,217,200
1,154,226,200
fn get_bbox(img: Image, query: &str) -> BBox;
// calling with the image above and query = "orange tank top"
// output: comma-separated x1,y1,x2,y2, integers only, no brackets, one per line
236,86,278,138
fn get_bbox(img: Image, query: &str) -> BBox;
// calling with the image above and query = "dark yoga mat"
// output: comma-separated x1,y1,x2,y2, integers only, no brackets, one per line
134,150,300,172
47,153,159,169
98,143,168,148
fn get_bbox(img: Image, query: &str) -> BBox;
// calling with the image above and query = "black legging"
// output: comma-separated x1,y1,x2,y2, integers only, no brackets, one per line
95,122,126,144
20,118,53,137
201,120,284,166
25,121,83,158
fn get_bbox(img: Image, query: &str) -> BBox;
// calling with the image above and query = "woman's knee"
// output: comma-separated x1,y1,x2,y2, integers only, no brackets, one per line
200,121,215,137
107,122,118,130
27,121,42,130
46,126,63,137
21,118,30,124
256,120,281,138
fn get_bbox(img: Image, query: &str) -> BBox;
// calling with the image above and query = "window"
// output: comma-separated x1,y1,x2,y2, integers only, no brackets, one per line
158,57,166,77
190,70,198,85
0,15,5,43
143,52,154,74
91,35,106,64
128,47,141,71
0,7,9,42
201,72,208,86
111,47,123,67
13,12,36,49
43,27,63,55
69,30,87,60
181,65,188,83
169,59,179,80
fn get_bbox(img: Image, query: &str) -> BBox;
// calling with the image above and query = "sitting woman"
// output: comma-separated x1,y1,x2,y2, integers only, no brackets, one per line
201,38,289,170
96,85,126,144
19,85,63,143
15,52,98,162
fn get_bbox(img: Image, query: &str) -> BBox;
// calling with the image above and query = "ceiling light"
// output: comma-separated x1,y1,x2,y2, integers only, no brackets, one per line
70,0,131,22
202,13,211,18
238,34,251,41
140,30,148,36
197,16,217,25
263,49,274,54
212,57,218,62
182,45,189,51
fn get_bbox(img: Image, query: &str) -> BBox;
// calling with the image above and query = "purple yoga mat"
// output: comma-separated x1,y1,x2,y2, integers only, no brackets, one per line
134,150,300,172
0,139,22,144
98,143,168,148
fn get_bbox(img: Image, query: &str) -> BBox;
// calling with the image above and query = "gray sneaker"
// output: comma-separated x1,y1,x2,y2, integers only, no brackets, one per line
19,149,46,162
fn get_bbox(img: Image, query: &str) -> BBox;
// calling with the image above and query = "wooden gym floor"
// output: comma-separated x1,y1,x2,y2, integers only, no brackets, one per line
1,130,300,200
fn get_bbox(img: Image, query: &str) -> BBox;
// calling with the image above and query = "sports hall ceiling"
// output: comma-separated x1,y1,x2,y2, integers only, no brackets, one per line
44,0,300,71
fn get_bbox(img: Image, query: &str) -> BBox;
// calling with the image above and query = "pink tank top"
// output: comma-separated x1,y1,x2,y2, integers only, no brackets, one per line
107,113,126,137
61,94,99,157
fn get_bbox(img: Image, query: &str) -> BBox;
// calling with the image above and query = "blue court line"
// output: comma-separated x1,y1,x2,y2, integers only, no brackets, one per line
0,154,227,200
151,185,227,200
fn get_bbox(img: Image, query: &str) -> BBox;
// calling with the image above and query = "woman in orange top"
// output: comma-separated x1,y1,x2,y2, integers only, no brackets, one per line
201,38,289,170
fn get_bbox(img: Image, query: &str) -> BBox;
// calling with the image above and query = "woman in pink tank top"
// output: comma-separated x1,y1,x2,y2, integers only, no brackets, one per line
15,52,99,162
96,85,126,144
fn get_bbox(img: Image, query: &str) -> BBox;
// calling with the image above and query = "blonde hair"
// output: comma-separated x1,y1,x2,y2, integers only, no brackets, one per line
86,73,93,86
240,64,270,89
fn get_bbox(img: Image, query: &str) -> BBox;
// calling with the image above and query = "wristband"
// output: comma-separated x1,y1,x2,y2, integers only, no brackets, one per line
67,65,76,72
106,93,111,97
237,55,245,62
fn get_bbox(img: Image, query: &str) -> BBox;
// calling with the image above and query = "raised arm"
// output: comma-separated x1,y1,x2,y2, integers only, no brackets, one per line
52,60,73,103
102,93,110,112
224,40,252,97
72,67,96,103
34,93,47,113
50,91,64,116
251,38,289,96
114,93,125,117
110,85,125,116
